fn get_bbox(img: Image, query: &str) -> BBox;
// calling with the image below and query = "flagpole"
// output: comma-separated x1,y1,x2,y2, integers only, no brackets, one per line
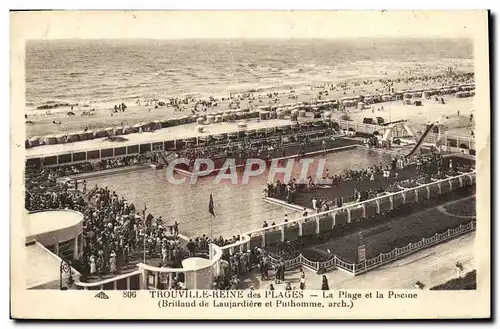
210,192,213,260
209,192,214,260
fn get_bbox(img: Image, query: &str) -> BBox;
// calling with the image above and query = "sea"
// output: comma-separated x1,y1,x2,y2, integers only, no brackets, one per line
25,38,473,111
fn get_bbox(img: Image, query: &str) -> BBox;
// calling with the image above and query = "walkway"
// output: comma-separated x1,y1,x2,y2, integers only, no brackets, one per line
240,233,475,290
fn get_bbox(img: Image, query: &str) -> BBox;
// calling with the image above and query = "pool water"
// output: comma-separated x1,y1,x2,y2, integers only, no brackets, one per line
86,148,393,238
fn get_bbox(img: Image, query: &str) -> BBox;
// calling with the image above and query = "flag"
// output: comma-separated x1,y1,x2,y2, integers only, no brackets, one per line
209,193,215,217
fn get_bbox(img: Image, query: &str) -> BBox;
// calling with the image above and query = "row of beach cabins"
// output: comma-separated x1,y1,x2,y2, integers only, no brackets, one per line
25,83,475,149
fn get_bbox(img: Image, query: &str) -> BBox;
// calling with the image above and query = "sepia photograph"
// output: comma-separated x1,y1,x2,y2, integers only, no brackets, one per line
10,10,491,319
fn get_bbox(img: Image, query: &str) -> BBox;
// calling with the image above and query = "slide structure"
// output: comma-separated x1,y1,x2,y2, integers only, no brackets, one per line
149,150,170,165
406,124,435,157
163,151,178,164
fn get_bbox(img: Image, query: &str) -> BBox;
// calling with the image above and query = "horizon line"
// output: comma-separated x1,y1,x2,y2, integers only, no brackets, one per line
27,36,473,41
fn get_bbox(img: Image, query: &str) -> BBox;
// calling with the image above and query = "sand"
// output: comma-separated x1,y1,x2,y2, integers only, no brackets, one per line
25,75,474,139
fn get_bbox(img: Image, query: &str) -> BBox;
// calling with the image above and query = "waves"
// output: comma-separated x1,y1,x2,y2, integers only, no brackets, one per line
64,72,87,77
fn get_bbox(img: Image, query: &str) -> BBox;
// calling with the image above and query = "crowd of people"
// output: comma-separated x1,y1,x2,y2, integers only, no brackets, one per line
30,155,148,178
25,163,187,280
265,151,474,212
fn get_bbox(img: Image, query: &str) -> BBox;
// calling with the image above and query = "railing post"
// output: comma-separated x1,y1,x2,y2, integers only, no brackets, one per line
298,222,303,236
401,191,406,204
437,181,442,194
280,226,285,242
331,212,336,229
347,209,352,223
140,268,147,290
426,186,431,199
261,231,266,247
376,200,381,214
414,188,419,202
315,217,320,234
389,195,394,210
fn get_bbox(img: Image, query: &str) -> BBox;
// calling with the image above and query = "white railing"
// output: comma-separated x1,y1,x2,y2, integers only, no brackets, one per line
242,171,475,239
73,171,475,289
263,221,475,277
74,243,223,290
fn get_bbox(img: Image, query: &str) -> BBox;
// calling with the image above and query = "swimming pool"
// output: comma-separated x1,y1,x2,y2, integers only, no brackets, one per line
86,148,393,238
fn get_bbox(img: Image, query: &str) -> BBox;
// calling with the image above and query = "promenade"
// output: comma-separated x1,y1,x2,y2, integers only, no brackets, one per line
240,233,475,290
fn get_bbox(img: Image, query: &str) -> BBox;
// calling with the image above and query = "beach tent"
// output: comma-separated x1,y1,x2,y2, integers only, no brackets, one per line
114,127,124,135
28,137,41,147
276,109,285,120
44,135,58,145
55,134,68,144
133,123,143,133
77,132,89,141
152,120,162,130
178,116,190,125
94,130,107,138
259,110,270,120
105,127,114,137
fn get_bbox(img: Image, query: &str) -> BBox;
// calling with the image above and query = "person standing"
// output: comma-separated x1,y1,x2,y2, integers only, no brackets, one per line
279,259,286,282
90,255,96,276
109,250,116,273
299,273,306,290
275,262,282,284
173,221,179,237
321,275,329,290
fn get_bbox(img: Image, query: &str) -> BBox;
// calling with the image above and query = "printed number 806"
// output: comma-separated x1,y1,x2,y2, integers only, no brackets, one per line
123,291,137,298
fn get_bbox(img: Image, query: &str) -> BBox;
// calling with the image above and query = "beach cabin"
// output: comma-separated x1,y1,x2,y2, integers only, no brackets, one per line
206,115,215,124
259,110,270,121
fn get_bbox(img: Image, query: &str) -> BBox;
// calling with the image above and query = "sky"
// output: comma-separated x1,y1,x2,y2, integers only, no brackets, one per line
11,10,487,40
